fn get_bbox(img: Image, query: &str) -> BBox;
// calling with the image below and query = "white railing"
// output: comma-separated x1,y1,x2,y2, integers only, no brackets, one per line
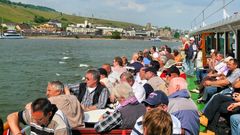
190,0,237,31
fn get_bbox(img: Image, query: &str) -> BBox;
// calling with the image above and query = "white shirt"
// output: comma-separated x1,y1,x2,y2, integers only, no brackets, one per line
132,82,146,103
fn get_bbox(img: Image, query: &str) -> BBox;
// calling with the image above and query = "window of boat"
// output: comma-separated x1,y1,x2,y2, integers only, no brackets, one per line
227,32,235,58
205,34,216,56
218,33,225,55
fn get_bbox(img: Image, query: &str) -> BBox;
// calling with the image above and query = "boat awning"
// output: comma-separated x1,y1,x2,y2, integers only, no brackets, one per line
191,13,240,34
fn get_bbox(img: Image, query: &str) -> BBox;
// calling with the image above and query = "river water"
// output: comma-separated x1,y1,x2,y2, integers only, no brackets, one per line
0,39,180,120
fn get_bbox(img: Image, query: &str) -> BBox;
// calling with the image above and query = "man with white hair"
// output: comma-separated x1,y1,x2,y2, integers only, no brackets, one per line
168,77,199,135
94,82,145,133
47,81,85,128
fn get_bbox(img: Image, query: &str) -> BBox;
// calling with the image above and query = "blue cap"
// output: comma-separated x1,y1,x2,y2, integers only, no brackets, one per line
129,62,143,73
142,91,169,106
144,67,157,75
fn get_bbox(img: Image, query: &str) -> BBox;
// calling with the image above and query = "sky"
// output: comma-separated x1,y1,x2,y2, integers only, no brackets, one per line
10,0,240,30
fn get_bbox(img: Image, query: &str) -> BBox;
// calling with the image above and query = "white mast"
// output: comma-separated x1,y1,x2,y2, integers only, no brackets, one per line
223,0,229,19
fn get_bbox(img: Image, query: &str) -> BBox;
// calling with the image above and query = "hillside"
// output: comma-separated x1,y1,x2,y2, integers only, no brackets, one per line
0,2,143,29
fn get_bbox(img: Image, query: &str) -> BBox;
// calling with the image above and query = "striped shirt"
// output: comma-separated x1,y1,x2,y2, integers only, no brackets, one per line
68,83,109,109
81,86,109,109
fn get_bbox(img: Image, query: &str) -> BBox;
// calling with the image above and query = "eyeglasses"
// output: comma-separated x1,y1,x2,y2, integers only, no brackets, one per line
85,77,90,81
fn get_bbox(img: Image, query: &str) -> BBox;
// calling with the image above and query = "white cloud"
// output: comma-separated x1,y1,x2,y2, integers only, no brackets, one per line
120,1,146,12
104,0,146,12
176,9,183,14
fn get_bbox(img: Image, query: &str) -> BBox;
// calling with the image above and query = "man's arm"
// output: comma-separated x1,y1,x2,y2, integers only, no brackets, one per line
7,112,22,135
233,79,240,88
204,79,230,87
94,111,122,133
81,104,97,112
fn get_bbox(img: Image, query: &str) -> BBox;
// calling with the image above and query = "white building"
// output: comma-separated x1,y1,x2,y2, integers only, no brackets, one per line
66,26,96,34
96,27,124,35
76,20,92,28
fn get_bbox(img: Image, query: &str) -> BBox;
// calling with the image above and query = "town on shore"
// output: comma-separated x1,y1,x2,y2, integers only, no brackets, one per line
1,19,188,41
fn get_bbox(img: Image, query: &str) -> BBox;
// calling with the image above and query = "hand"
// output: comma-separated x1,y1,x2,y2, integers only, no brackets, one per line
203,80,211,86
227,103,237,111
64,86,70,95
98,114,105,121
80,104,86,111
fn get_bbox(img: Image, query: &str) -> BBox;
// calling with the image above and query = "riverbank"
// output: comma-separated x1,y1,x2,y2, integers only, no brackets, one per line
25,35,180,42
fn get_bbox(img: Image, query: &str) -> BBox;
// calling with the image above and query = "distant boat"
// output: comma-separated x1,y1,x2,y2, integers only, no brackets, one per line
150,36,161,42
0,30,24,39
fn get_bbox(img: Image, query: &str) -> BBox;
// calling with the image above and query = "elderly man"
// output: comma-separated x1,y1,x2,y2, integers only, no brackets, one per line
94,82,145,133
67,69,109,111
120,72,146,102
46,81,84,128
199,59,240,102
144,67,167,95
7,98,71,135
131,91,181,135
168,77,199,135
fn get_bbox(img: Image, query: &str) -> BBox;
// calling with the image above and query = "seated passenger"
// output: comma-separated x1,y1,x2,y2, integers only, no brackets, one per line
131,91,181,135
66,69,109,111
200,79,240,134
200,59,240,102
46,81,84,128
120,72,146,103
168,77,199,135
94,82,145,133
143,109,172,135
7,98,71,135
144,67,167,96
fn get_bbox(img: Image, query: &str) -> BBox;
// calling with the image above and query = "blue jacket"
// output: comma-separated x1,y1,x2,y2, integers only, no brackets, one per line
168,89,199,135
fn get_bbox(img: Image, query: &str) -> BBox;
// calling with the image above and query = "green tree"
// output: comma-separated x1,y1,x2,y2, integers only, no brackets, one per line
34,15,49,23
174,32,180,39
111,31,121,39
164,26,171,31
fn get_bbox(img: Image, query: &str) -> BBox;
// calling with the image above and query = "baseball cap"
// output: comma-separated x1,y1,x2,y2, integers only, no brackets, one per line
144,67,157,75
189,37,195,41
224,56,233,62
142,91,169,106
128,62,144,73
167,65,180,76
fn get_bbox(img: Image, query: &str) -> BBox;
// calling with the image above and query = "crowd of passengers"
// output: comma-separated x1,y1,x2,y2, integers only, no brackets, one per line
2,36,240,135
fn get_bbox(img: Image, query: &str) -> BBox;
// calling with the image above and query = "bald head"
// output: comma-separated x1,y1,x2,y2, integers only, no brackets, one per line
102,63,111,75
168,77,187,95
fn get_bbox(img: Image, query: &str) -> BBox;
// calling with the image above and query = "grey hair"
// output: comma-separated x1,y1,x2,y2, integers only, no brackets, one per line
160,56,168,64
120,72,134,82
48,80,64,92
112,82,134,99
86,69,100,82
